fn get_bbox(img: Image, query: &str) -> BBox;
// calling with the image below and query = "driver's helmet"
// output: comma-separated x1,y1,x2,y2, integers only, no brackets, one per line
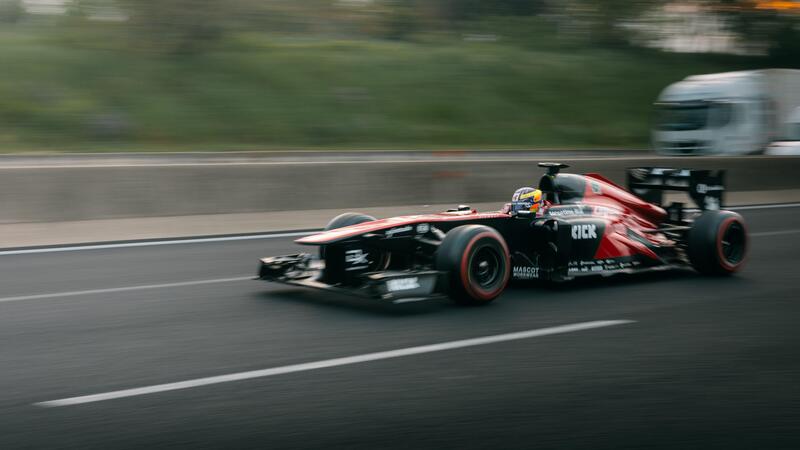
510,187,544,215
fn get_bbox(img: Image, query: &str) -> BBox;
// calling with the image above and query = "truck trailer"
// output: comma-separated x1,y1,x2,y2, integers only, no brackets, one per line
653,69,800,155
766,107,800,155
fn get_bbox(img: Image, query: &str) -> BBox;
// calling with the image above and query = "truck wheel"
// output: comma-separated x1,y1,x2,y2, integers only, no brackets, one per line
687,211,748,275
320,213,376,259
436,225,510,305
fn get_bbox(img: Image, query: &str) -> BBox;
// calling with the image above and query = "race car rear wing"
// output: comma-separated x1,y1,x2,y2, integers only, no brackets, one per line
626,167,725,211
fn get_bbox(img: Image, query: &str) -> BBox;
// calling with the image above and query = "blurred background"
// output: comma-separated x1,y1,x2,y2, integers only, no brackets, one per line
0,0,798,152
2,3,800,449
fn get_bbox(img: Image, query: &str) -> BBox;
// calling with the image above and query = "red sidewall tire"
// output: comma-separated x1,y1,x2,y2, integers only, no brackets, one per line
459,232,511,302
688,211,748,275
436,225,511,305
715,216,748,273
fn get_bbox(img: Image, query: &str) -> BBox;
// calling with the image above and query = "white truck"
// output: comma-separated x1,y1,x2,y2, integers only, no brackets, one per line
766,107,800,155
653,69,800,155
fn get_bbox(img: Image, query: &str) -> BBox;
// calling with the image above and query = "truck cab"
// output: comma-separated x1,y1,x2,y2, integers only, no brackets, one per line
653,71,769,155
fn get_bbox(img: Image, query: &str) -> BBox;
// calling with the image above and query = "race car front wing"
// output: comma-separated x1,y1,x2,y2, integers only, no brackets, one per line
257,254,448,304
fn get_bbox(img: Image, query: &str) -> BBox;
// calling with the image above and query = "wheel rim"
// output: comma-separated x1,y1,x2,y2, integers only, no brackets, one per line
720,221,745,265
470,246,501,289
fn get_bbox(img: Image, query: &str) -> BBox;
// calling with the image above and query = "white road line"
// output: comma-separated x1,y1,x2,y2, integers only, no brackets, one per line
0,154,780,169
3,202,800,256
684,202,800,213
0,276,252,304
3,227,793,305
0,231,314,256
750,229,800,237
730,203,800,211
34,319,635,408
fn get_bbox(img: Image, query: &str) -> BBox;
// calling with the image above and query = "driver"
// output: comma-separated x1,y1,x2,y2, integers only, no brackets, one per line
510,187,546,216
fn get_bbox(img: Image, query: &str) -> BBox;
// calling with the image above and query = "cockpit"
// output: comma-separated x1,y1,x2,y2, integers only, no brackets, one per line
537,162,586,205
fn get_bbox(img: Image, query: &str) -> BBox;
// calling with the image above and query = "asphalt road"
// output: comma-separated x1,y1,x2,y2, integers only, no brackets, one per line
0,206,798,449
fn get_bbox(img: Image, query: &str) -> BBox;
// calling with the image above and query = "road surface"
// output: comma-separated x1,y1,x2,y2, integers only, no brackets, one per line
0,205,798,449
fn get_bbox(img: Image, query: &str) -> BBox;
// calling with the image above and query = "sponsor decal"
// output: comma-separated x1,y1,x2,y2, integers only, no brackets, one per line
512,200,533,210
513,266,539,279
416,223,430,234
569,260,603,273
512,187,536,202
666,180,689,188
571,224,598,240
629,168,649,180
345,249,369,265
345,249,370,271
650,168,689,177
590,181,602,194
546,205,584,217
592,205,620,217
568,259,642,274
704,196,720,211
545,204,618,218
695,183,723,194
385,225,413,237
386,277,420,292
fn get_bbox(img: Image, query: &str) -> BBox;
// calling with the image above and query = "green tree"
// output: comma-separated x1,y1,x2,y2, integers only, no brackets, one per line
710,1,800,65
568,0,658,47
0,0,23,24
118,0,241,54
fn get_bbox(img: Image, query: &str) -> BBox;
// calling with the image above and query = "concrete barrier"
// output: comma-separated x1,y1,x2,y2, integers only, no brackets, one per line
1,155,799,223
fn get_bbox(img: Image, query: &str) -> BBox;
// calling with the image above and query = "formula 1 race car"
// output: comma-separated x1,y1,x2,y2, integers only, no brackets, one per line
257,163,747,305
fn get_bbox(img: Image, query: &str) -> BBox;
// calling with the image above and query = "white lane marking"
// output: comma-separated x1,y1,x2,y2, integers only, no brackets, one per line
684,202,800,213
730,203,800,211
0,231,314,256
0,276,252,304
2,202,799,257
4,228,793,304
0,154,777,169
4,202,800,256
750,229,800,237
35,320,635,407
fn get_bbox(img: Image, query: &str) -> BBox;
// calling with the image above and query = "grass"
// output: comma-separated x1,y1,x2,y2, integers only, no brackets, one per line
0,25,763,152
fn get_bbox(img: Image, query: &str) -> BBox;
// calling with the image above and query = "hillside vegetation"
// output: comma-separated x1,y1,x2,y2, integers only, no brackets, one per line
0,22,763,152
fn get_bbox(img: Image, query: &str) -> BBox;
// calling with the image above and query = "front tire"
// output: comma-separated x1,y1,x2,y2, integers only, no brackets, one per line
436,225,511,305
687,210,748,275
324,212,377,231
319,212,376,260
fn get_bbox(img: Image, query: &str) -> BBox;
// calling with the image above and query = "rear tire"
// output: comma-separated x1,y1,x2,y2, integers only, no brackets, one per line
687,210,748,275
319,213,376,260
436,225,510,305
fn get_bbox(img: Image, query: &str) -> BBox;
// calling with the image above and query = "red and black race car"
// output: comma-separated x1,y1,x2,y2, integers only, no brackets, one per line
257,163,747,305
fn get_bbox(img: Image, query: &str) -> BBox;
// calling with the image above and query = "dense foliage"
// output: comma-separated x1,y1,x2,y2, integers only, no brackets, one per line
0,0,795,151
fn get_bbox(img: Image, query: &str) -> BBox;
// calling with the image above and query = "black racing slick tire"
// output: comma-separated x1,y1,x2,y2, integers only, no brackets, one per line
435,225,511,305
319,212,376,259
687,210,748,275
324,212,376,231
